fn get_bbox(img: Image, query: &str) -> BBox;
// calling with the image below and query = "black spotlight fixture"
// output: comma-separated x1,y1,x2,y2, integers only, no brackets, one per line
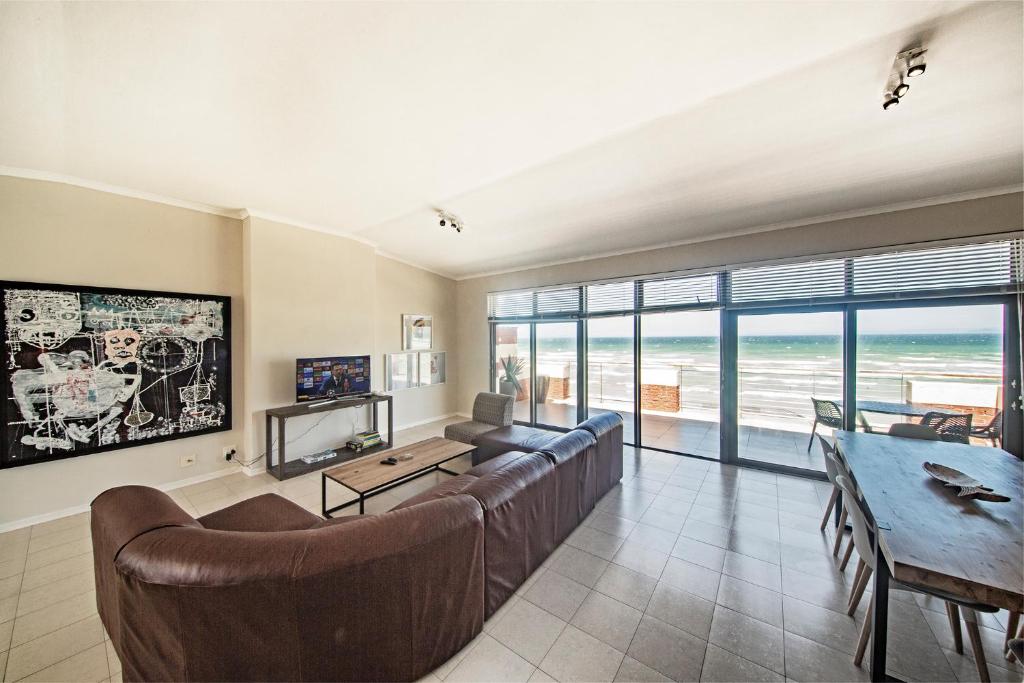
436,209,465,234
882,46,926,111
906,51,927,77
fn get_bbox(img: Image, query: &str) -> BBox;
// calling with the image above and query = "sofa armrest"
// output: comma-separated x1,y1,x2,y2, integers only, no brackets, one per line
472,392,514,427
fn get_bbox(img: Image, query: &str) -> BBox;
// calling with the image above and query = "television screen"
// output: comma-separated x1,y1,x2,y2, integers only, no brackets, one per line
295,355,370,402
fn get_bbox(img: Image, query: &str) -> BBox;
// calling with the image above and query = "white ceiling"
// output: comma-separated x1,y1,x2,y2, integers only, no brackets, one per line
1,1,1021,278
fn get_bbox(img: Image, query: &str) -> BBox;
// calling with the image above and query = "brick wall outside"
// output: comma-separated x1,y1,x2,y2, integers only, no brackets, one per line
548,377,570,400
916,403,996,422
641,384,680,412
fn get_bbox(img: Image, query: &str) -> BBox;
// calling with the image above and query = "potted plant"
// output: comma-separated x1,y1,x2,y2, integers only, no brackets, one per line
498,355,525,398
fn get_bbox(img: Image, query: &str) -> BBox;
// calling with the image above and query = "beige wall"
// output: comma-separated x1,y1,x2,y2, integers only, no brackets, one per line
0,179,460,527
375,255,458,427
243,216,378,460
0,176,245,523
455,192,1024,413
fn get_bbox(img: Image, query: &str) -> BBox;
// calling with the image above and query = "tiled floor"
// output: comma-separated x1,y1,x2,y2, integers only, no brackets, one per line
1,416,1020,682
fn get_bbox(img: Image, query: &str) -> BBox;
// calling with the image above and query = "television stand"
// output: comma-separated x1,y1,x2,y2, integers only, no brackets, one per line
264,393,393,481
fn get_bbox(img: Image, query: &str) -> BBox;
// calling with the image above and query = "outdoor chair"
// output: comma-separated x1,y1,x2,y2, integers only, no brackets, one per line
919,411,973,444
833,472,998,681
444,392,514,445
970,410,1003,447
808,398,843,451
887,423,941,441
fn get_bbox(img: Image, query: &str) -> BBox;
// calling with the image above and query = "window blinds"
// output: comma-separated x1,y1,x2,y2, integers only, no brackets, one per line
487,236,1022,319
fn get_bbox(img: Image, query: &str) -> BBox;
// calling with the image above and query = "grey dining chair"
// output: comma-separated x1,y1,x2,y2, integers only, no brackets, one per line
808,398,843,451
919,411,973,444
887,422,941,440
817,436,851,560
833,472,998,681
970,410,1003,447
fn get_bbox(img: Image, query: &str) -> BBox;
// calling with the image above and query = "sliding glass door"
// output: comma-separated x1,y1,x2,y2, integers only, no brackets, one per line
855,303,1006,445
587,316,635,444
639,310,721,458
494,323,532,423
535,322,579,428
734,311,843,473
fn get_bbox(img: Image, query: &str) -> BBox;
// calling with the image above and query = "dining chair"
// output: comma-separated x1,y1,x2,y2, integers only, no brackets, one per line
887,422,941,440
1006,611,1021,662
970,410,1003,447
808,398,843,451
920,411,973,444
818,435,859,570
833,473,998,681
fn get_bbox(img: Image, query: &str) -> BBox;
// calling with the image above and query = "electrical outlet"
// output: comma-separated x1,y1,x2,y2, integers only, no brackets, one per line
223,445,237,461
179,454,196,468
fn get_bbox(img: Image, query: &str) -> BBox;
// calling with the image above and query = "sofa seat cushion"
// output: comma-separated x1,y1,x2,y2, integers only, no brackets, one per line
466,451,530,477
473,425,558,465
198,493,321,532
444,421,498,445
390,473,479,511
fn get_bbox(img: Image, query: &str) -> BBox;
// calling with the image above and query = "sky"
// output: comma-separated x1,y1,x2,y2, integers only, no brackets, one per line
535,303,1004,337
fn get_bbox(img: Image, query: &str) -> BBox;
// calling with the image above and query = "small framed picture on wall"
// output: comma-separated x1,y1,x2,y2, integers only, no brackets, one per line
419,351,446,386
402,314,432,350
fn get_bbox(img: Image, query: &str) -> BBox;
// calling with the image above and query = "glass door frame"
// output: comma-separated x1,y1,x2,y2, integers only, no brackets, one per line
723,304,848,479
721,294,1022,477
848,294,1021,458
490,292,1021,475
491,318,587,431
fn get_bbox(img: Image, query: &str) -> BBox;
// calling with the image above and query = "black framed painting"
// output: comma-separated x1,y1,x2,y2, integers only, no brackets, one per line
1,280,232,469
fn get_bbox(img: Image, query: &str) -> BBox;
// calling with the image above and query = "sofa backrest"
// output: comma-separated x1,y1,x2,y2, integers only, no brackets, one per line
92,486,486,682
577,412,624,497
539,429,597,464
472,391,514,426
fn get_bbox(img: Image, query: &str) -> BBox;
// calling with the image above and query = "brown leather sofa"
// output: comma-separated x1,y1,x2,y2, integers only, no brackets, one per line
92,413,623,682
472,425,558,465
92,486,485,682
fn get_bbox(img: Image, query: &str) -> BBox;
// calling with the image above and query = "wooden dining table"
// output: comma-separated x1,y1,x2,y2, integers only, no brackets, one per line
834,431,1023,682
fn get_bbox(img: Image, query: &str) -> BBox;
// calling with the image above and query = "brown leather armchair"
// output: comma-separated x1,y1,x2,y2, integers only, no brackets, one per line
92,486,485,682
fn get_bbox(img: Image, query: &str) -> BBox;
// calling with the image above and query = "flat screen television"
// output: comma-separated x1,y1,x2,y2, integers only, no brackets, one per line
295,355,371,402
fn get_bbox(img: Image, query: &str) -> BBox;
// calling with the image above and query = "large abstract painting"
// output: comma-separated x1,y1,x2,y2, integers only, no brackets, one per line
1,281,231,469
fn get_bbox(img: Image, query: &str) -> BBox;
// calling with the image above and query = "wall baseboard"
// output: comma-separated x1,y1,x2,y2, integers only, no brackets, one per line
0,465,241,534
3,412,465,532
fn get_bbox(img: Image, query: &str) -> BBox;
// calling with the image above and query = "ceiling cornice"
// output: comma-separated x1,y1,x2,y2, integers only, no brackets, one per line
0,166,244,219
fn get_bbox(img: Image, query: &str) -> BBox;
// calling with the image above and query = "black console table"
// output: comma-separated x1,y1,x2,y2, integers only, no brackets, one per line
264,393,393,481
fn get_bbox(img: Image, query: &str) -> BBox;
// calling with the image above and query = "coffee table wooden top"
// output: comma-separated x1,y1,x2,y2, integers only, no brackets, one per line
323,437,475,494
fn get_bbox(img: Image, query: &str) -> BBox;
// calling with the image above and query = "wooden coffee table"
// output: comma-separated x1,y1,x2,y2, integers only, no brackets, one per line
321,436,475,516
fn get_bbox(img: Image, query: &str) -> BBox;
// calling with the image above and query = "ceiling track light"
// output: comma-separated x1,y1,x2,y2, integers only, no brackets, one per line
882,46,926,110
436,209,464,233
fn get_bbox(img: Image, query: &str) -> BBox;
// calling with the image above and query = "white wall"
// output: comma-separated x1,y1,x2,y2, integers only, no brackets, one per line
0,178,461,527
455,192,1024,413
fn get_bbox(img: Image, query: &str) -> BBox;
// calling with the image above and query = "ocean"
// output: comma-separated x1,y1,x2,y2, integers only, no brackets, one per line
533,333,1002,420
